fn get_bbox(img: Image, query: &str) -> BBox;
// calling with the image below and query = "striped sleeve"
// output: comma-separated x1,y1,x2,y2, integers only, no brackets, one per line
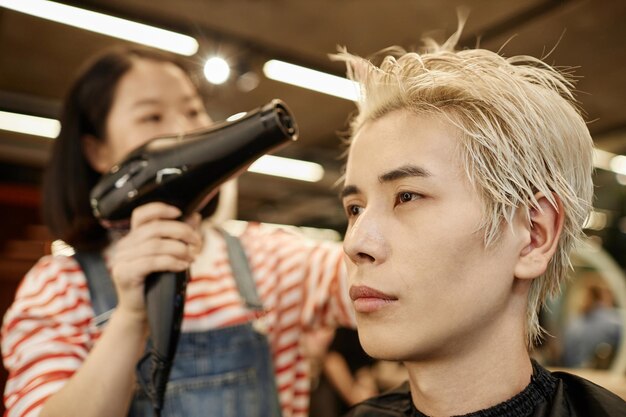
299,237,355,329
242,224,355,330
1,256,96,417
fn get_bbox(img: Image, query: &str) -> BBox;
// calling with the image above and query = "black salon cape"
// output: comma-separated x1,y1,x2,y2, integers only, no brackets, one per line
343,368,626,417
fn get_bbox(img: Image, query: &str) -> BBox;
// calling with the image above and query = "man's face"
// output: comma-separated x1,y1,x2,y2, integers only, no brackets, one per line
341,110,527,362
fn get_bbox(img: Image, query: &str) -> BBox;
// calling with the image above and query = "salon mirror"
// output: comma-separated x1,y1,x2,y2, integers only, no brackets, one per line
533,237,626,397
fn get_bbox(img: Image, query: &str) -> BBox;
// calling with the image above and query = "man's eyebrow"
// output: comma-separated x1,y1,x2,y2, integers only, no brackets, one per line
379,164,432,183
340,184,360,199
340,165,430,199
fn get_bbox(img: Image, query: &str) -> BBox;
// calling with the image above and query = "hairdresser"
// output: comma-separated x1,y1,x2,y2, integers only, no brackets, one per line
1,46,353,417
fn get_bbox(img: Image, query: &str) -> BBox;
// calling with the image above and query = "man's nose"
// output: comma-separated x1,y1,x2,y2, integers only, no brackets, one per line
343,210,389,266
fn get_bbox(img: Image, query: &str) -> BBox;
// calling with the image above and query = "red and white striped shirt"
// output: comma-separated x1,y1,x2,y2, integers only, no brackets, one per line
2,222,354,417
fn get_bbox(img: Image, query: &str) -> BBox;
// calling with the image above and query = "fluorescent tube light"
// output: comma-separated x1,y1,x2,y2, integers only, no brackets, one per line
263,60,360,101
0,0,198,56
610,155,626,176
248,155,324,182
0,110,60,138
593,148,615,171
593,149,626,176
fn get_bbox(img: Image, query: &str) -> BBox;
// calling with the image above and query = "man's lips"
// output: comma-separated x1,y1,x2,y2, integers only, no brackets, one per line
349,285,397,301
350,285,398,313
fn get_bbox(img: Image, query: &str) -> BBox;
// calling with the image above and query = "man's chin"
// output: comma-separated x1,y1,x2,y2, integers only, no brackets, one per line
358,327,411,361
358,324,442,362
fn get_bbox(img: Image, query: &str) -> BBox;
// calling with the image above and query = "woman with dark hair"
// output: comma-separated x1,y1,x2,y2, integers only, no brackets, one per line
2,46,352,417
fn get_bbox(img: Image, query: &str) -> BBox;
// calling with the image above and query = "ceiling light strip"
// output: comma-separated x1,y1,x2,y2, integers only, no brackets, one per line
263,60,360,101
248,155,324,182
0,0,198,56
0,110,60,138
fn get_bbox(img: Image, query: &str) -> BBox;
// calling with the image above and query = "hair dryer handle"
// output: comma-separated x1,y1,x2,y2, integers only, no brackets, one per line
145,269,188,365
136,269,188,415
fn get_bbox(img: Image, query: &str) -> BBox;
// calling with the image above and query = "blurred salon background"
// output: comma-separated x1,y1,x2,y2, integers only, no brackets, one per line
0,0,625,414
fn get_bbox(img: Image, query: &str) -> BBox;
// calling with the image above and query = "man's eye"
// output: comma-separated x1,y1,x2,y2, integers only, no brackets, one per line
396,191,422,205
345,205,363,217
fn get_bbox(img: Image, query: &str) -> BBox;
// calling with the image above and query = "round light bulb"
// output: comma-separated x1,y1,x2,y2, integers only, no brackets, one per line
203,57,230,85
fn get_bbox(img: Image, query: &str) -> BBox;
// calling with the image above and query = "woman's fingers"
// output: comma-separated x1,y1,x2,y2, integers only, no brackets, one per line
116,236,196,263
130,202,182,229
112,253,190,286
110,202,203,314
116,220,201,255
111,254,190,315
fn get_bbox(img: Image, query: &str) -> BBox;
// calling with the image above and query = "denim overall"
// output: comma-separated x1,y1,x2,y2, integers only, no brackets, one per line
75,230,282,417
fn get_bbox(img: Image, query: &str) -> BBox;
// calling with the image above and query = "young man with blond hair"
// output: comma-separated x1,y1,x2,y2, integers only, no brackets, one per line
334,23,626,417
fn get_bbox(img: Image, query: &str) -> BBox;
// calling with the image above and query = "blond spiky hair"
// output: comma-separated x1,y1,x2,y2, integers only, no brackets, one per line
332,21,594,347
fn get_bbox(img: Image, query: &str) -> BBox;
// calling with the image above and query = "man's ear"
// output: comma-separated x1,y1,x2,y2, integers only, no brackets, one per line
82,134,111,174
514,193,564,280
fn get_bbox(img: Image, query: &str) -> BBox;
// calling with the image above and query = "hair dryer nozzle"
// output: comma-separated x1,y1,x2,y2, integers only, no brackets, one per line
270,100,298,138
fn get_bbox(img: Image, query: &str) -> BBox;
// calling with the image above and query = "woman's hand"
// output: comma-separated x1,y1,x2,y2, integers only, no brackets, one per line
109,202,202,322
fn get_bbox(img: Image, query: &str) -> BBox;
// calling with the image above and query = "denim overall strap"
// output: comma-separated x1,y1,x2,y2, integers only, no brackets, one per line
217,228,283,417
73,251,117,326
217,228,264,312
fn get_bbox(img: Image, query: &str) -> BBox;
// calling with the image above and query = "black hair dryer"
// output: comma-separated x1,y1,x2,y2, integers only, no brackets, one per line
89,99,298,416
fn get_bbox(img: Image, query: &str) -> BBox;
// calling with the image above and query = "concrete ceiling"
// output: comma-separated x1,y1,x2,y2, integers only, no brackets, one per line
1,0,625,234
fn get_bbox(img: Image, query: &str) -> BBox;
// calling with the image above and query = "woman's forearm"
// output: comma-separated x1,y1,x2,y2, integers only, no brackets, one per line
323,351,358,404
40,309,148,417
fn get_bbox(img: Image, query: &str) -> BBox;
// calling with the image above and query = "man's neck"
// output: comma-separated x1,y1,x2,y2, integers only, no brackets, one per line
404,318,532,416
